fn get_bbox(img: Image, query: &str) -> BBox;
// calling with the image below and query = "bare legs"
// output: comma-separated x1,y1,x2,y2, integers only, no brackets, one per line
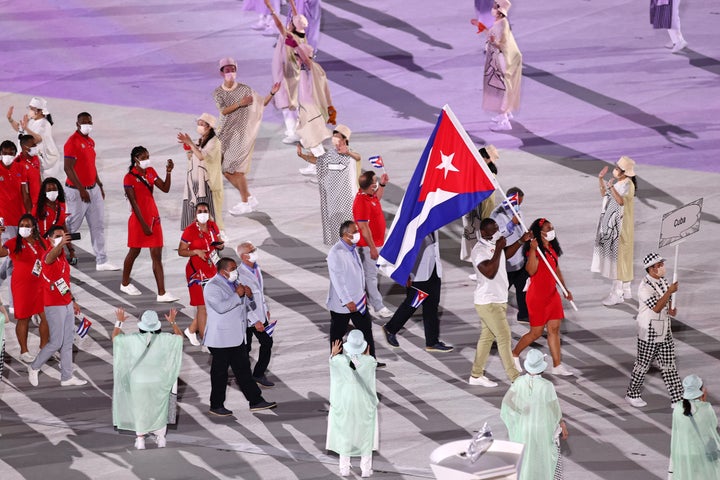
188,305,207,340
224,172,249,203
122,246,167,295
512,319,563,367
15,311,49,353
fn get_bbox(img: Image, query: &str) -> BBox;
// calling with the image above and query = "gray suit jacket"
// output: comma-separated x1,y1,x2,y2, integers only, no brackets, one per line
203,273,248,347
326,240,365,313
237,262,268,326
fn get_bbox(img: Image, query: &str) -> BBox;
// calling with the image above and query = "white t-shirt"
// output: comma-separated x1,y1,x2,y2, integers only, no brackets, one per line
472,239,509,305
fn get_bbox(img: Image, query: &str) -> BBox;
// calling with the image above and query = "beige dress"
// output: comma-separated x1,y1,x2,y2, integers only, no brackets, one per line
482,17,522,114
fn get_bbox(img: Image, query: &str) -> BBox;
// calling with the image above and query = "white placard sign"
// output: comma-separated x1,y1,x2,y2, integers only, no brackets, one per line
659,198,703,248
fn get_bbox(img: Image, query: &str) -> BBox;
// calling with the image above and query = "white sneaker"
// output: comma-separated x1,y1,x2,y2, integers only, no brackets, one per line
20,352,36,363
299,164,317,176
157,292,179,303
155,435,167,448
282,133,300,144
96,262,120,271
625,395,647,408
468,375,498,387
339,466,351,477
31,314,41,326
468,273,477,281
247,196,259,210
602,292,624,306
664,40,674,49
623,287,632,299
374,307,394,318
550,364,574,376
671,39,688,54
201,345,210,353
184,328,201,346
490,119,512,131
61,376,88,387
28,367,39,386
229,202,252,216
135,437,146,450
120,283,142,296
361,470,373,478
513,356,522,373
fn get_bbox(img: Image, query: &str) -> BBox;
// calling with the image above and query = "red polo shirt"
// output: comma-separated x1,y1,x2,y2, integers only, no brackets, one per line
43,251,73,306
352,190,386,248
16,153,41,204
0,160,29,226
64,131,97,188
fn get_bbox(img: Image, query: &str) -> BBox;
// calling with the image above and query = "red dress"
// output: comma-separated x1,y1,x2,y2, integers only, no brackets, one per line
526,245,565,327
4,237,46,318
124,167,163,248
181,221,221,306
35,202,67,237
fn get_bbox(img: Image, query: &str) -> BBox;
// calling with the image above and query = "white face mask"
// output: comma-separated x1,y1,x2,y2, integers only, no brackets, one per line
247,252,258,264
489,230,503,244
28,146,39,156
19,227,32,238
53,237,63,247
79,124,93,135
223,72,236,82
656,265,666,277
544,229,556,241
196,212,210,224
46,191,59,202
139,159,151,169
1,155,14,166
226,270,238,283
196,125,207,135
350,232,361,244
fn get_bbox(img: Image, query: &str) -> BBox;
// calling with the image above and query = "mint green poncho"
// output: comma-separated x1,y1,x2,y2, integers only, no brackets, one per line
326,353,379,456
112,333,183,433
670,400,720,479
501,374,561,480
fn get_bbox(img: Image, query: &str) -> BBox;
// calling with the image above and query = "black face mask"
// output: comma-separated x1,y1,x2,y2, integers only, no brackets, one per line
295,31,306,38
487,161,498,175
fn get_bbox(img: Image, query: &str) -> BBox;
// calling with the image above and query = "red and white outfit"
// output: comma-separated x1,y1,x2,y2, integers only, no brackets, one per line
15,154,41,208
0,161,29,229
3,237,46,318
525,245,564,327
124,167,163,248
352,189,388,312
180,221,221,306
35,202,67,238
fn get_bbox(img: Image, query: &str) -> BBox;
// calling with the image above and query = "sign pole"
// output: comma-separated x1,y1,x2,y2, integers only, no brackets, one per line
670,243,680,309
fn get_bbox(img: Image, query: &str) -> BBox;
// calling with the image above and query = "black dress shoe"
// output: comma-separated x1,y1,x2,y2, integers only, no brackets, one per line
253,375,275,387
382,325,399,348
250,400,278,412
376,361,387,368
208,407,233,416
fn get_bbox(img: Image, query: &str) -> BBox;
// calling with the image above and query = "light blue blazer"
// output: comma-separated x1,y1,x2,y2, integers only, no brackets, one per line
326,240,366,313
203,274,248,348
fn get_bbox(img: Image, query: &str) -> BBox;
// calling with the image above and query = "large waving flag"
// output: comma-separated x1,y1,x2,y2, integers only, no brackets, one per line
378,105,499,283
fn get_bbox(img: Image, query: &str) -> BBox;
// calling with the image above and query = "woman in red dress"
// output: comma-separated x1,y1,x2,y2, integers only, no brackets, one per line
512,218,574,376
177,202,224,345
0,214,49,361
120,146,178,303
34,177,76,264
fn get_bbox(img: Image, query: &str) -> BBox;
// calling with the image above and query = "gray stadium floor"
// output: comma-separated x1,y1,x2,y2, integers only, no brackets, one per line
1,1,719,478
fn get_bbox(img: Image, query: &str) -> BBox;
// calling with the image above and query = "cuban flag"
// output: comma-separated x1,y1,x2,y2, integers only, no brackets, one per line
264,320,278,337
75,316,92,338
378,105,498,283
410,287,429,308
368,155,385,169
505,192,520,208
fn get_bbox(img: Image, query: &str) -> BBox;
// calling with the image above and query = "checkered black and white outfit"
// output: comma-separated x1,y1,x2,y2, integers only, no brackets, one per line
626,274,683,403
317,149,356,246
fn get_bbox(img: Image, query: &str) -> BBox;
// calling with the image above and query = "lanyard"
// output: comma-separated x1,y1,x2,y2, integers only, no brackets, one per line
41,255,67,283
23,238,42,257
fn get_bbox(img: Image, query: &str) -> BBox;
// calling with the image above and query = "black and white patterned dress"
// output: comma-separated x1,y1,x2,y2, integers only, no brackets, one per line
213,83,264,175
316,150,357,245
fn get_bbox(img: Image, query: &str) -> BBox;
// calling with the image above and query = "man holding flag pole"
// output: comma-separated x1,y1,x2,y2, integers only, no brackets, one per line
377,105,576,348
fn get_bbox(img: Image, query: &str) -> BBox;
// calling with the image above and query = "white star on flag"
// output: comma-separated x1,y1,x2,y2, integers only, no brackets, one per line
436,151,459,179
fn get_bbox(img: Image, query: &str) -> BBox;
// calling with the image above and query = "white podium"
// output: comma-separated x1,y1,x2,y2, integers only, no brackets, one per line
429,439,524,480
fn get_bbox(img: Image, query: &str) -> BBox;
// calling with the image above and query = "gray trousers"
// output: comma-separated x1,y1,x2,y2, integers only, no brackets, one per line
32,304,75,381
357,246,385,312
65,186,108,265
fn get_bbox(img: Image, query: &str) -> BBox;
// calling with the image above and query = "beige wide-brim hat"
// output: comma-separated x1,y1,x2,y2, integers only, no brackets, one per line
333,124,352,141
616,155,636,177
485,144,499,162
496,0,512,16
218,57,237,71
197,113,217,129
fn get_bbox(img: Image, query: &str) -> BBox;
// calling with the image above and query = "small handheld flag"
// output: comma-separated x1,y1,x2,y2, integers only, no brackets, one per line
76,316,92,338
410,288,429,309
264,320,278,337
368,155,384,169
356,294,368,315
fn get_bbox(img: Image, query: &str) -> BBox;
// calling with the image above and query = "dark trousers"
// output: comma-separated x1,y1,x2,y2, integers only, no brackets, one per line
384,267,441,347
208,344,263,409
507,268,529,321
329,310,376,357
246,327,273,378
